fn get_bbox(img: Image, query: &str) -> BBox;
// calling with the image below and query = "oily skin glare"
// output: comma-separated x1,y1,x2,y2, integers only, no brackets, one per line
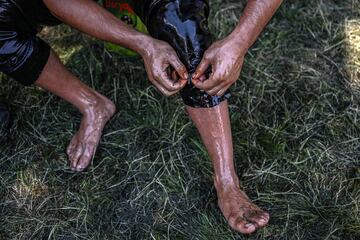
187,100,269,234
43,0,188,97
38,0,189,170
193,0,284,96
35,50,116,172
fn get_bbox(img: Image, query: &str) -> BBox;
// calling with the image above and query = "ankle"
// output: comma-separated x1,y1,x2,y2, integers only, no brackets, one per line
214,175,240,194
82,94,116,119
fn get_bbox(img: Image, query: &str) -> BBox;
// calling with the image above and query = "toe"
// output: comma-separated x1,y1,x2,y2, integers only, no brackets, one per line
227,213,256,234
246,210,270,228
67,133,79,155
75,144,96,171
68,143,84,171
258,212,270,227
234,217,257,234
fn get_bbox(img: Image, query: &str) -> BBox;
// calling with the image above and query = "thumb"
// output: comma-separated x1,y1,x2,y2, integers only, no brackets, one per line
193,56,211,80
169,56,188,80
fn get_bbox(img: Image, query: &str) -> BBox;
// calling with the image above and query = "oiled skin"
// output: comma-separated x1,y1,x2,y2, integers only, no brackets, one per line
188,0,283,234
129,0,230,108
133,0,283,234
35,50,116,171
40,0,281,235
187,101,269,234
193,0,284,96
41,0,189,171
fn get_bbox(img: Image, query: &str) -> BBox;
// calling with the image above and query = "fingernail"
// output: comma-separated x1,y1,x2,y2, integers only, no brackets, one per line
184,72,189,79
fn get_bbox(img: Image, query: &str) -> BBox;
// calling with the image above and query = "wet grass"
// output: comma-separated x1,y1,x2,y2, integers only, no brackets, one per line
0,0,359,239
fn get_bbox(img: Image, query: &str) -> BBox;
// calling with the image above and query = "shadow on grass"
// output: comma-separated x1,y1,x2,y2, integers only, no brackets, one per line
0,0,360,239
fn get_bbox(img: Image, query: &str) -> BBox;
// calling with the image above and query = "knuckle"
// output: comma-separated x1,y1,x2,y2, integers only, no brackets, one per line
168,85,177,91
152,68,160,75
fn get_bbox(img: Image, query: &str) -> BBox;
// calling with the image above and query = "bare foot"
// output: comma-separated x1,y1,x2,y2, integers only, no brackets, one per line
215,182,270,234
66,94,115,172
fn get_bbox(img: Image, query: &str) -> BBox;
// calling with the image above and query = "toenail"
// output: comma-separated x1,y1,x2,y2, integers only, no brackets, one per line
245,223,254,228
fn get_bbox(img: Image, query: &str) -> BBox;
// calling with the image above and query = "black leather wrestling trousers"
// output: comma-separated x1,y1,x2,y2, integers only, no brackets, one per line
128,0,231,108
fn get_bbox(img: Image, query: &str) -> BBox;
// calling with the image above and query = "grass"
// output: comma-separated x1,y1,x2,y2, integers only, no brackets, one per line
0,0,360,239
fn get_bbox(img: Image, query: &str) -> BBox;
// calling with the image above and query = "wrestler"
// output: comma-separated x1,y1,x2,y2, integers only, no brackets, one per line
0,0,282,234
0,0,188,171
125,0,283,234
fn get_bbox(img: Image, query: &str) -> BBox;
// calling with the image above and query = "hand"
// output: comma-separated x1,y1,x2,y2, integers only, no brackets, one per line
192,37,246,96
141,38,188,96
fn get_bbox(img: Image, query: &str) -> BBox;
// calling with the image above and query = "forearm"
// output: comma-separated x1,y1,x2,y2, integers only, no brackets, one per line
228,0,283,54
43,0,153,56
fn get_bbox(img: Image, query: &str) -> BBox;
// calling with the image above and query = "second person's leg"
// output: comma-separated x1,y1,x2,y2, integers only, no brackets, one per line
35,50,116,172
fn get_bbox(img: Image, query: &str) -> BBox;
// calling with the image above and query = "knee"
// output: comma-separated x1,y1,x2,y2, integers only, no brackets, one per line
145,0,212,73
137,0,232,108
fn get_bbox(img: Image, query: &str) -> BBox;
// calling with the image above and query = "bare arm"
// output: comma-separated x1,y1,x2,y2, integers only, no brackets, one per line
228,0,283,53
193,0,283,96
43,0,152,54
43,0,188,96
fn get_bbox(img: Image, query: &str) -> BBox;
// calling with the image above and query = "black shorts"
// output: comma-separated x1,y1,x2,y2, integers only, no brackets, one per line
0,0,53,85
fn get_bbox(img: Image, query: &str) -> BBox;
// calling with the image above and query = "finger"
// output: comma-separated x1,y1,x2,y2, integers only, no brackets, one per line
191,74,207,86
152,78,179,96
146,65,177,95
152,80,170,95
169,56,188,80
158,71,184,92
193,56,211,79
199,74,207,81
215,83,232,96
215,88,226,97
171,73,188,89
207,83,227,96
171,70,179,81
178,78,188,88
193,73,221,91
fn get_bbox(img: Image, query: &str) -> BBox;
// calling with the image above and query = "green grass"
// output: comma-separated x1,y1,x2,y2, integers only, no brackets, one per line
1,0,360,239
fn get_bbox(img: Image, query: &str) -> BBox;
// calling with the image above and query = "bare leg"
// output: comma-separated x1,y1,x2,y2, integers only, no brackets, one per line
35,50,115,171
186,100,269,234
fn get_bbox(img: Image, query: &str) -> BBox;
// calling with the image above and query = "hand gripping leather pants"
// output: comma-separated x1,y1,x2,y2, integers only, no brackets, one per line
127,0,231,108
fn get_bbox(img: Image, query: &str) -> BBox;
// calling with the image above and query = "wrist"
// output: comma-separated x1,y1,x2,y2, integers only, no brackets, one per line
134,34,154,58
121,33,154,57
226,31,250,56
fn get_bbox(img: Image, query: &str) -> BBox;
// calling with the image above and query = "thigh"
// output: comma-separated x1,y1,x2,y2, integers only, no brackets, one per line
0,0,34,32
0,30,50,85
